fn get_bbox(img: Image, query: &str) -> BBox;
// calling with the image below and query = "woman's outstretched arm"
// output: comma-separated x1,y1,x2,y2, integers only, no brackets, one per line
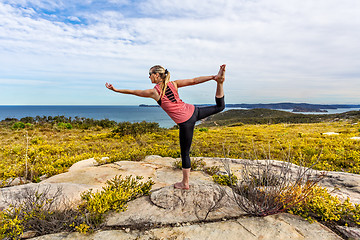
105,83,158,100
174,64,226,88
174,75,216,88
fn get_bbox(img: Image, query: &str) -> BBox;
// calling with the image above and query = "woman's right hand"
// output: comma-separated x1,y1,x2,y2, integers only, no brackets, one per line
105,82,116,91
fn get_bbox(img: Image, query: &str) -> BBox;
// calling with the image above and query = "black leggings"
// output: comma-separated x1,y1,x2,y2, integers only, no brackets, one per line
178,96,225,169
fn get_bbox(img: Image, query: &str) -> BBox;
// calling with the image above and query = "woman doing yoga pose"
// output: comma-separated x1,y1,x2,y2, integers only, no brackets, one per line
105,64,226,189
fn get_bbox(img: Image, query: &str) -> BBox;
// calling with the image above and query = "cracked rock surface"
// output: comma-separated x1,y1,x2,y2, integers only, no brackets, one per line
30,213,342,240
106,182,243,227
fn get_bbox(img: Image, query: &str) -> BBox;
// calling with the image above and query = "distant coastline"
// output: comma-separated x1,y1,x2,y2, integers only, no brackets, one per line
140,103,360,113
139,104,159,108
224,103,360,111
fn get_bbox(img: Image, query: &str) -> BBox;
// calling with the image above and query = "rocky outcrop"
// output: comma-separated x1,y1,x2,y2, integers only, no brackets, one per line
1,155,359,239
30,213,342,240
106,182,243,228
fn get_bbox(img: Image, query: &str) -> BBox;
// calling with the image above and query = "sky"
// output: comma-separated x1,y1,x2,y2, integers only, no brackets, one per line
0,0,359,105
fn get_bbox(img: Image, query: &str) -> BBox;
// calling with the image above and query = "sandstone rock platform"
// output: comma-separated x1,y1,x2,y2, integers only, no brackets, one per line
1,155,359,239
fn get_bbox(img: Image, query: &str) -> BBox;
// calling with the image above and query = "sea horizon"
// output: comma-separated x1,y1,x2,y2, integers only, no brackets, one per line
1,104,359,129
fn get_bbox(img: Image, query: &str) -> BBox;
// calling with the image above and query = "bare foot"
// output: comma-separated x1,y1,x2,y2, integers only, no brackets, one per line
174,182,190,190
215,64,226,83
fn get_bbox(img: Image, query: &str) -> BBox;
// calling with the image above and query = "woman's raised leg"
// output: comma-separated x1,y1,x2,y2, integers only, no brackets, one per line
215,64,225,98
196,64,226,120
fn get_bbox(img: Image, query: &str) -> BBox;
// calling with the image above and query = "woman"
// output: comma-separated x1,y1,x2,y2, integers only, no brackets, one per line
105,64,226,189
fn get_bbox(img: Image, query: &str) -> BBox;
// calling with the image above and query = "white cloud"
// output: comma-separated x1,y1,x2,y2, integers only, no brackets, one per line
3,0,63,10
67,16,81,22
0,0,360,105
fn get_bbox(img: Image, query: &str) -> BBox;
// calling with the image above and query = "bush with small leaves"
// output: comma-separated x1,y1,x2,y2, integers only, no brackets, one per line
191,159,206,171
0,175,155,239
212,173,238,186
222,156,324,217
173,158,206,171
11,122,25,130
79,175,154,215
204,166,220,176
172,159,182,169
198,127,208,132
57,122,73,129
0,186,82,239
287,186,360,226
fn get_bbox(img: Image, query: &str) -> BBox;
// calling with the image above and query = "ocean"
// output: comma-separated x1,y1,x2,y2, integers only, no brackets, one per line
0,106,359,129
0,105,175,128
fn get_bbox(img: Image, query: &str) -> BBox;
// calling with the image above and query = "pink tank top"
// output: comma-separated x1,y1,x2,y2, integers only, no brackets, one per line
154,82,195,124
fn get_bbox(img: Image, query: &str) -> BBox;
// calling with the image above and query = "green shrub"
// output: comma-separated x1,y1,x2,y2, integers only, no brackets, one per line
0,210,24,239
80,175,154,215
192,159,206,171
288,186,360,226
204,166,220,175
173,158,206,171
0,187,82,239
212,173,238,186
20,117,35,123
0,175,154,239
172,159,182,169
198,127,208,132
11,122,25,130
57,122,73,129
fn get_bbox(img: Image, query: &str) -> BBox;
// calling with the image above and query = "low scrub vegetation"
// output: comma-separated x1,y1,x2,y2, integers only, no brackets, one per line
0,175,154,239
1,117,360,238
1,119,360,186
218,155,360,231
200,108,360,126
288,186,360,226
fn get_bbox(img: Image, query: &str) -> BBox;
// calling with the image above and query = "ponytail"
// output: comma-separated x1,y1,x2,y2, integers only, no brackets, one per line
161,69,170,98
150,65,170,98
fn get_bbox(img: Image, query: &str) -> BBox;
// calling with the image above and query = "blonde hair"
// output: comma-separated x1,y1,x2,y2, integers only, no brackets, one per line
150,65,170,98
